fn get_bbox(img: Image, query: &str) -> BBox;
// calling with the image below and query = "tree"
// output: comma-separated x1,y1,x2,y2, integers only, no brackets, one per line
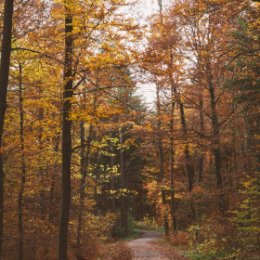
58,1,74,259
0,1,14,258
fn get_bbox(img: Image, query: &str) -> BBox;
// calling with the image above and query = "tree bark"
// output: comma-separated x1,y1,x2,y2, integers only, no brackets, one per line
197,93,205,183
207,64,224,212
76,95,96,253
156,84,169,236
155,0,169,236
170,76,194,192
169,83,177,233
37,104,44,219
17,64,26,260
109,144,116,212
58,2,74,259
179,98,194,192
119,127,128,236
208,82,222,188
206,12,224,213
0,1,14,258
49,136,60,224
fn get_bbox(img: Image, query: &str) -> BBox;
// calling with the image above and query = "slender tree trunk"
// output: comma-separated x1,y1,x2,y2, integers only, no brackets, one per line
206,13,224,212
76,115,94,253
179,99,194,192
119,127,128,236
49,136,59,224
58,2,74,259
156,84,169,236
170,76,196,223
76,121,86,255
231,100,239,194
190,92,205,245
37,106,44,219
18,64,26,260
197,156,204,183
0,1,14,257
197,94,204,183
208,83,222,188
109,144,116,212
171,77,194,192
169,83,177,233
207,67,224,212
140,185,144,220
76,94,96,252
156,0,169,236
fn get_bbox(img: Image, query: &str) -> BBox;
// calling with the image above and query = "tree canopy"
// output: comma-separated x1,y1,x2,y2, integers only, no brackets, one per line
0,1,259,260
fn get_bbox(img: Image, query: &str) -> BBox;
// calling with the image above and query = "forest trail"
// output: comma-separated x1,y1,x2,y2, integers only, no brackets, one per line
127,231,170,260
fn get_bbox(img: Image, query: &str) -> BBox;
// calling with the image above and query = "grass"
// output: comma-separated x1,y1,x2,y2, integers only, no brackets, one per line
132,220,164,232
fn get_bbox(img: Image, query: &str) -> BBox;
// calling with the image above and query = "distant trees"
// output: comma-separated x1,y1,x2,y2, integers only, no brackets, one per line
0,0,146,259
140,0,259,259
0,0,258,259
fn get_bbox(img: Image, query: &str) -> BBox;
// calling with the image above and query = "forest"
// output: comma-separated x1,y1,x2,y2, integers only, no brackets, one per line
0,0,259,260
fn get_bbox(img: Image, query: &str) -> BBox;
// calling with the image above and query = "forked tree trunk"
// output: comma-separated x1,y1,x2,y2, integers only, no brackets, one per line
170,76,195,222
206,13,224,213
170,76,194,192
0,1,15,258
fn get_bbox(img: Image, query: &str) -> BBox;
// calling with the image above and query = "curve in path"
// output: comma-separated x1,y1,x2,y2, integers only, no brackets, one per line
127,231,169,260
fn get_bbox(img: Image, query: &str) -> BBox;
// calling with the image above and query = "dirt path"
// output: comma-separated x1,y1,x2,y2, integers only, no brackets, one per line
127,231,170,260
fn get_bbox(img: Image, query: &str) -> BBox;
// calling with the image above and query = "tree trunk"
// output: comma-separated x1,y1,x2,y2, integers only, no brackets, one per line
76,121,86,255
76,111,94,253
155,0,169,235
170,76,195,222
76,94,96,252
109,144,116,212
206,12,224,212
37,105,44,219
169,83,177,233
207,67,224,212
119,127,128,236
170,76,194,192
156,84,169,236
179,99,194,192
58,2,74,259
0,1,14,257
208,83,222,188
49,136,60,224
18,64,26,260
197,93,205,183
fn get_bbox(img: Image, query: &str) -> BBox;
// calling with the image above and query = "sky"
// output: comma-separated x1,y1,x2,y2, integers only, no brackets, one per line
130,0,160,108
132,0,160,19
120,1,172,108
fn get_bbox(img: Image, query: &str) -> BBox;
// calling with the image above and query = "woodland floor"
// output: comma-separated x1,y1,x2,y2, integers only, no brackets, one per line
127,231,187,260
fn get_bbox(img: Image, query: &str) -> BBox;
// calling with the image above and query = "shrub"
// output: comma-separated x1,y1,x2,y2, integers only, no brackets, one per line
169,231,190,247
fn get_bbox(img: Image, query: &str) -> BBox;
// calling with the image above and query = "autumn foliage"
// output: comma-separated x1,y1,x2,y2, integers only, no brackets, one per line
0,0,259,260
